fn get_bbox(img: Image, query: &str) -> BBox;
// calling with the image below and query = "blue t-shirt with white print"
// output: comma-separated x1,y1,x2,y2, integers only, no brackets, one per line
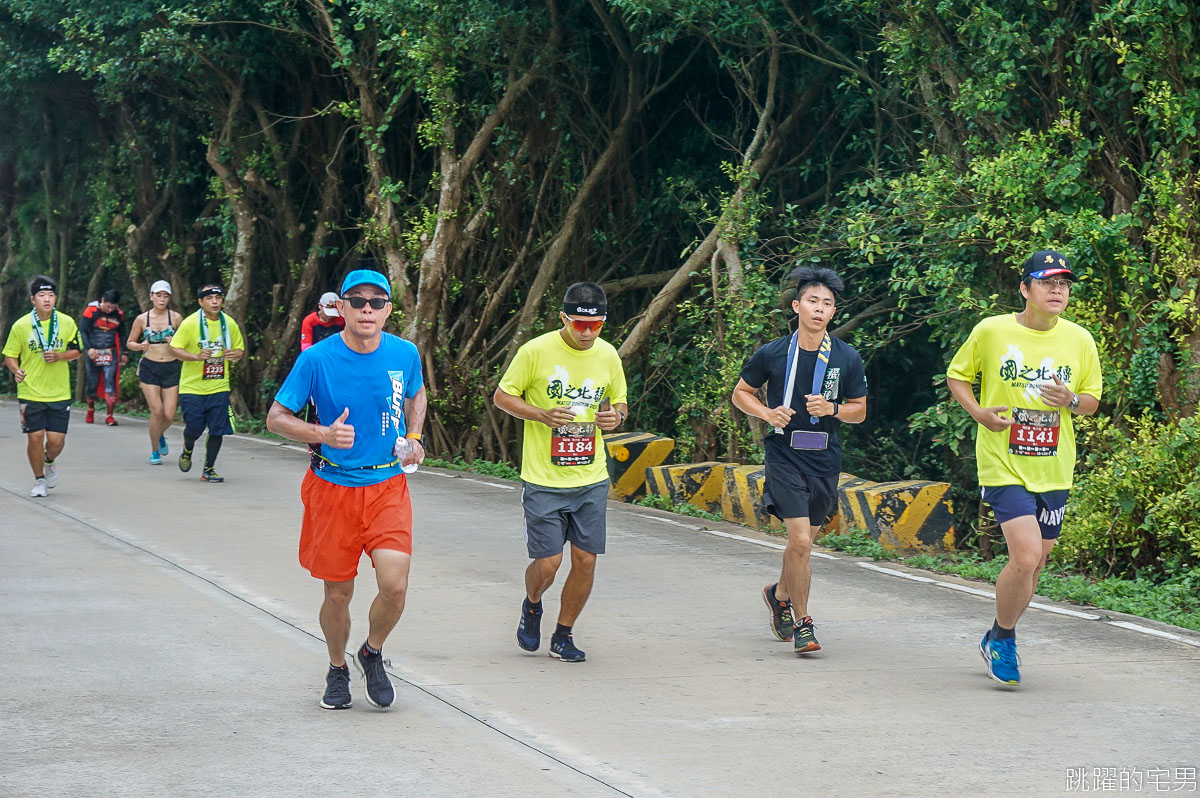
275,332,424,486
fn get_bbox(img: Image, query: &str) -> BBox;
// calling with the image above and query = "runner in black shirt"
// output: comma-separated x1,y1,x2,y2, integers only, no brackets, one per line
732,266,868,654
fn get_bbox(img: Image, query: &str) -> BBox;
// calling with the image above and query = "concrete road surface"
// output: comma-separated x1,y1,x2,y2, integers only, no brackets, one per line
1,399,1197,797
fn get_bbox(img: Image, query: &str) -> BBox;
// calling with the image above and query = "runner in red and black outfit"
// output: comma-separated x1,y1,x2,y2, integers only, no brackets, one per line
80,289,127,426
299,292,345,352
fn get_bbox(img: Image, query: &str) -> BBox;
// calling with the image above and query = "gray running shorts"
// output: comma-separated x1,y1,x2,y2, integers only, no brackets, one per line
521,479,609,559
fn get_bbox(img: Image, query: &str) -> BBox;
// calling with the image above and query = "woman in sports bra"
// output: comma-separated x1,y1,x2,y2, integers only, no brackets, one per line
127,280,184,465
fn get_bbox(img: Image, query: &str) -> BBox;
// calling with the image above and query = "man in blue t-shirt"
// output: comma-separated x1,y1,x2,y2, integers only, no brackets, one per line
732,266,868,655
266,269,427,712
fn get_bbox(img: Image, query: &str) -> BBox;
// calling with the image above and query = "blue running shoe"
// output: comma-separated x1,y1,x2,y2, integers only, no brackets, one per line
149,451,162,465
159,435,169,456
320,664,352,710
517,598,542,651
549,633,586,662
980,630,1020,685
354,642,395,708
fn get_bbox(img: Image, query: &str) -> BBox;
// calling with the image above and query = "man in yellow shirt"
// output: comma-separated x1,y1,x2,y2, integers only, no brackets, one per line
3,275,83,497
169,283,245,483
494,282,628,662
947,250,1102,686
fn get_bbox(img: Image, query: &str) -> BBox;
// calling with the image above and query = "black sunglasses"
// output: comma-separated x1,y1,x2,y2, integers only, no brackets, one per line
341,296,389,310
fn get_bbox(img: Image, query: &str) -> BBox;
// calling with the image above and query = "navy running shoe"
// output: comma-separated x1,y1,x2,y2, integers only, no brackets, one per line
354,642,395,708
320,664,352,710
549,633,586,662
979,630,1020,685
794,616,821,654
517,598,542,652
762,583,794,642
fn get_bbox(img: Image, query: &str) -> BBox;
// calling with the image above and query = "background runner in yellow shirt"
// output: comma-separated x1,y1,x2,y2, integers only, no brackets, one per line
2,275,83,497
169,283,245,483
494,282,628,663
947,250,1102,686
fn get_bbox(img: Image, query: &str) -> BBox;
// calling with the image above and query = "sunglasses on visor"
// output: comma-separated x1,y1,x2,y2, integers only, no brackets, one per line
341,296,389,310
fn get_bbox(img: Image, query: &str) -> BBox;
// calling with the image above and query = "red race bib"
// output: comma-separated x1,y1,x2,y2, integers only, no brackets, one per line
1008,407,1060,456
202,357,226,380
551,421,597,466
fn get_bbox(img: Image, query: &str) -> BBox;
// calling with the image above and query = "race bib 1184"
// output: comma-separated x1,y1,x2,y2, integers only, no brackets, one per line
551,421,596,466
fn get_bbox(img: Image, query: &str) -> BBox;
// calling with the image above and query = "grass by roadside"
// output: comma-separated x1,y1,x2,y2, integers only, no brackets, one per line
424,455,521,481
818,529,1200,634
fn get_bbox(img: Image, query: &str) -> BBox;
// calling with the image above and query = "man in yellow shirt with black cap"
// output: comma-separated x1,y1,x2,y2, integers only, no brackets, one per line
947,249,1102,687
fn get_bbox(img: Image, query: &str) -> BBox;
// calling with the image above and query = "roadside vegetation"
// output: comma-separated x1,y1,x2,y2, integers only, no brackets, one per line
1,1,1196,600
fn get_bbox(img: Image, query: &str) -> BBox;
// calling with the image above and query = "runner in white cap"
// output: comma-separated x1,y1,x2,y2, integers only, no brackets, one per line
127,280,183,464
300,291,345,351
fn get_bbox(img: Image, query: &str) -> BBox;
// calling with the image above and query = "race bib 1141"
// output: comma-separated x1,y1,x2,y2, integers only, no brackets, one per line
1009,407,1060,456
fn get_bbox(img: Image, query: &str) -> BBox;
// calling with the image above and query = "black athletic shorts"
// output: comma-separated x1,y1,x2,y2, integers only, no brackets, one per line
137,358,182,388
762,457,838,525
19,400,71,434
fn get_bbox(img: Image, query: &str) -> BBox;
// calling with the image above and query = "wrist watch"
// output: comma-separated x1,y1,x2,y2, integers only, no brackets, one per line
831,401,839,417
617,410,626,424
1068,393,1080,411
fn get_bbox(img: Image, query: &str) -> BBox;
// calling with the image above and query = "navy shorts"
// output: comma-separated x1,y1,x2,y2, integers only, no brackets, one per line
179,391,234,438
763,456,838,525
136,358,181,388
521,479,609,559
981,485,1070,540
19,400,71,434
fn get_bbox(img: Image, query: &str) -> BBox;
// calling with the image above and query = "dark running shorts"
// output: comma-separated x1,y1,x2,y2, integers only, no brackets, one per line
137,358,182,388
763,456,838,525
981,485,1070,540
521,479,609,559
19,400,71,434
179,391,235,438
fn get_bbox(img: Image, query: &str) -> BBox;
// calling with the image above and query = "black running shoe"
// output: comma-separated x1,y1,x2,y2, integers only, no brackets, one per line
320,664,352,710
354,642,395,708
794,616,821,654
762,583,795,642
549,633,586,662
517,598,542,651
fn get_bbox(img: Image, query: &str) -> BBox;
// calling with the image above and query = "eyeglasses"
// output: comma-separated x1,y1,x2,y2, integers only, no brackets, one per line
563,314,605,332
342,296,389,310
1034,278,1072,290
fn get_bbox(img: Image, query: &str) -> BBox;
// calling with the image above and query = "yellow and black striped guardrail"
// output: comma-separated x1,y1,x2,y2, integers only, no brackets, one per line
836,479,956,552
604,432,676,502
644,462,730,514
720,465,779,530
610,434,955,553
825,473,878,535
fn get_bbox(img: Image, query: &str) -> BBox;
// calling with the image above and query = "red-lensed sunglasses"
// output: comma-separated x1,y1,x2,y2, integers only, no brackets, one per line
563,313,605,332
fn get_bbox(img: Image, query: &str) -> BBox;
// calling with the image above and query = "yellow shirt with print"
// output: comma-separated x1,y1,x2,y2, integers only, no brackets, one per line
3,312,80,402
498,330,628,489
947,313,1102,492
171,311,245,396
